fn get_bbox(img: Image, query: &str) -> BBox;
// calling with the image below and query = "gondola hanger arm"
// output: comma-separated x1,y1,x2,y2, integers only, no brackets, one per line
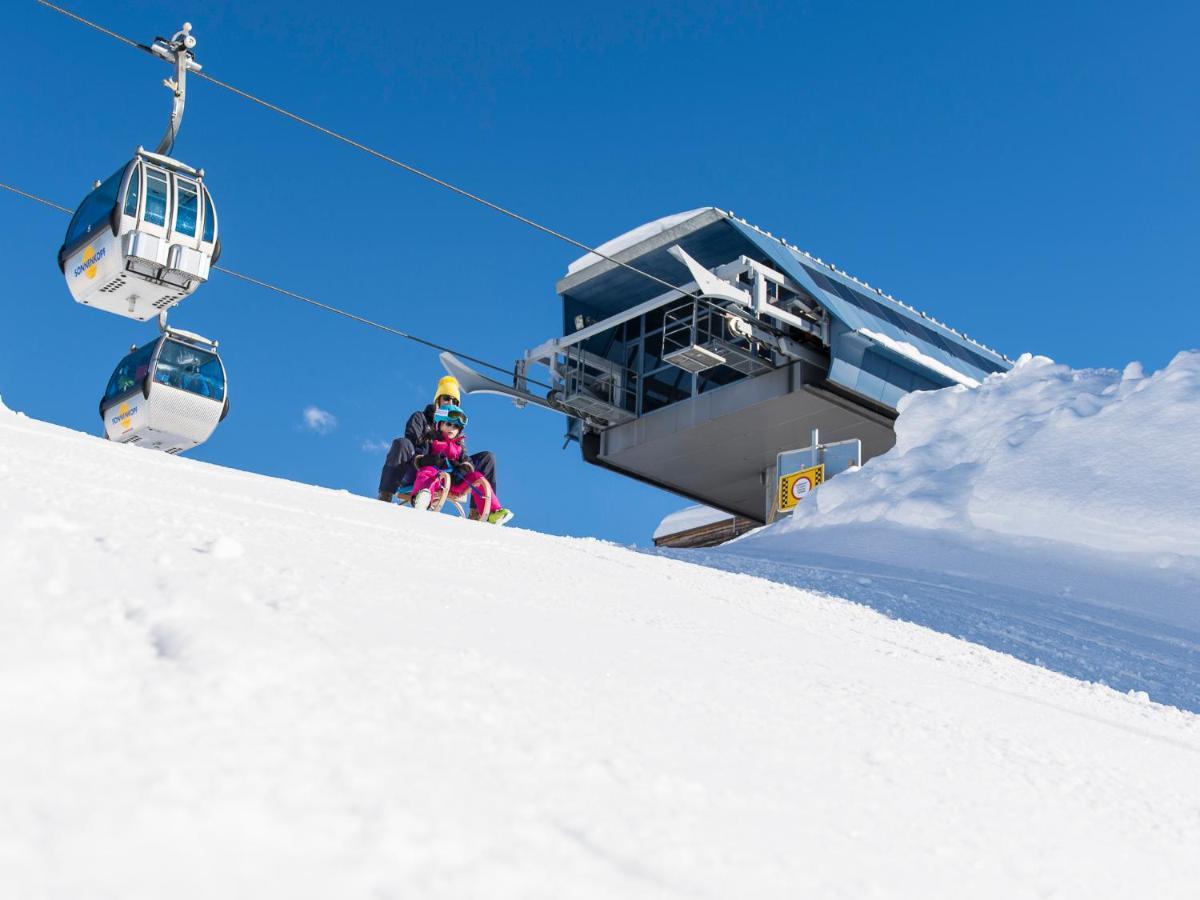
149,23,200,156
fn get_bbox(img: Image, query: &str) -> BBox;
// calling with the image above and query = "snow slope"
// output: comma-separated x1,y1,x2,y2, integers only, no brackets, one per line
683,351,1200,711
2,399,1199,898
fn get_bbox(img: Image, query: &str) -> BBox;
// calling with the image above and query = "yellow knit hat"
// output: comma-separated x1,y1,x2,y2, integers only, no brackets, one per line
433,375,461,405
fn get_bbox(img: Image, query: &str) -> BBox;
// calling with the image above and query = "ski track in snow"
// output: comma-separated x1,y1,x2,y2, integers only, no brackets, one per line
1,406,1199,898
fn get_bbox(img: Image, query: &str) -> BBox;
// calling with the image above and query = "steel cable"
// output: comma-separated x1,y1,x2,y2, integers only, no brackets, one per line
0,180,554,389
33,0,702,303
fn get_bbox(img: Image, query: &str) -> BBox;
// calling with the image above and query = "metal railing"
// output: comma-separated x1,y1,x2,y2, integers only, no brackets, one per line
557,344,637,425
662,299,773,376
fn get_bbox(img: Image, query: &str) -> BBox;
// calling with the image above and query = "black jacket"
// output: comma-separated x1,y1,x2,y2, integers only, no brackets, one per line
405,404,437,451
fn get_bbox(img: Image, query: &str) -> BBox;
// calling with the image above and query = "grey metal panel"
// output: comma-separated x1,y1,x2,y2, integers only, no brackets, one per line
593,366,896,521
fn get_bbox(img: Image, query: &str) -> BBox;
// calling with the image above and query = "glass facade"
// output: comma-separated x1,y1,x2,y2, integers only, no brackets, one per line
564,297,772,417
799,264,1003,374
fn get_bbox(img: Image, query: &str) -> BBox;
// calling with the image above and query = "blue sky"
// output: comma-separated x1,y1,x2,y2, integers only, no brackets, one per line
2,0,1197,544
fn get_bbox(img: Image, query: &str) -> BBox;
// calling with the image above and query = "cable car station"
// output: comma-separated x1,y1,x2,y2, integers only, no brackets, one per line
25,9,1015,496
446,207,1011,522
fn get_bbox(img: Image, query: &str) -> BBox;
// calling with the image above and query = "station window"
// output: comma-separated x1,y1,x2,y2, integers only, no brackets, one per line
644,306,666,334
641,367,692,414
697,366,743,394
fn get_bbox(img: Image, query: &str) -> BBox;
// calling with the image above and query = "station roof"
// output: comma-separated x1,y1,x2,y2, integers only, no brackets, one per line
559,208,1010,400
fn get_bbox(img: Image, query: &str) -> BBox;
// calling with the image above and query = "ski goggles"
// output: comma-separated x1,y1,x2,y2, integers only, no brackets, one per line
434,406,468,428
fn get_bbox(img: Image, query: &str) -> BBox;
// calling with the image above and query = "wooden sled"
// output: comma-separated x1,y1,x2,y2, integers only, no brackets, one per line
395,471,493,522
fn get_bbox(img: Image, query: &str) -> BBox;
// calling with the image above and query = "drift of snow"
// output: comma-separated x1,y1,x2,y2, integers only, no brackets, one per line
782,350,1200,556
566,208,712,275
681,350,1200,712
2,391,1199,897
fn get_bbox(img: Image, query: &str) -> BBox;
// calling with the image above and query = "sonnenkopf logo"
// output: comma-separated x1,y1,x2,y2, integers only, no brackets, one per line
111,402,138,431
73,245,106,279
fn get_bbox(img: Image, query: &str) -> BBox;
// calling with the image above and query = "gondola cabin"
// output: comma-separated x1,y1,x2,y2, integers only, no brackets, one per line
100,328,228,453
59,148,218,322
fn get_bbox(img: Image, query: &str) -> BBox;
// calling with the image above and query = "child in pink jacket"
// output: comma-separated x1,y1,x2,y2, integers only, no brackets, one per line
410,405,513,526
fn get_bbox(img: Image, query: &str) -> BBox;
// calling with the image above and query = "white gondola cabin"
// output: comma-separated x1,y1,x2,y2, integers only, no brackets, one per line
59,148,219,322
99,327,228,453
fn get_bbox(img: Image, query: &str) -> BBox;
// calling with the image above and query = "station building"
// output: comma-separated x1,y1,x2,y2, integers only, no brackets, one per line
446,207,1010,523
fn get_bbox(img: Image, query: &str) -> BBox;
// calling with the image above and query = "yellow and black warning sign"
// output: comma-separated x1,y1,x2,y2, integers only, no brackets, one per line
778,463,825,512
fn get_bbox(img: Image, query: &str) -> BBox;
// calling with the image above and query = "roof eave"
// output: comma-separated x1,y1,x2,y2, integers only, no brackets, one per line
556,208,728,296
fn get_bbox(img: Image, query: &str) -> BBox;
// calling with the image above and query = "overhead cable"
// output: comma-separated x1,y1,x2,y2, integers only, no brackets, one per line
0,180,555,389
33,0,702,303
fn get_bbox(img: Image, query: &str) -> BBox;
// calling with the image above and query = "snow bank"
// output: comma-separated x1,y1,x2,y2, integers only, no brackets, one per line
684,351,1200,711
774,350,1200,558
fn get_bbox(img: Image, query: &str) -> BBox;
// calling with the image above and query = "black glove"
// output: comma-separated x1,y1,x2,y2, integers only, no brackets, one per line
453,459,475,477
415,453,447,470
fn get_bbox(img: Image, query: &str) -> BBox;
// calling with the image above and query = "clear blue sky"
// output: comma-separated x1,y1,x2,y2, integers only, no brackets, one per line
2,0,1197,544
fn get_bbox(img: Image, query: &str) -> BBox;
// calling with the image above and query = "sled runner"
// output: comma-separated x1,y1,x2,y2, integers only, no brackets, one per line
393,470,494,521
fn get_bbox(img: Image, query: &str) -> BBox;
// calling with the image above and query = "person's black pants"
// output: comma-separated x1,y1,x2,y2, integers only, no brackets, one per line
377,438,416,496
378,440,498,496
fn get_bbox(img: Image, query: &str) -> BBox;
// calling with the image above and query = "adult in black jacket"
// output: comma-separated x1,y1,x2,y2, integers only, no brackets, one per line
377,378,498,501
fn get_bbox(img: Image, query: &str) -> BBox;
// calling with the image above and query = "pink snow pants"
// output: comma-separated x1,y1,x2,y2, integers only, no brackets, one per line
411,466,501,516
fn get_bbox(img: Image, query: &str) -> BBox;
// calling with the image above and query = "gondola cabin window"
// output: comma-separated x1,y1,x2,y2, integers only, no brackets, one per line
175,179,199,237
153,340,225,400
144,168,169,228
64,168,123,247
123,164,141,217
202,189,216,242
102,343,156,403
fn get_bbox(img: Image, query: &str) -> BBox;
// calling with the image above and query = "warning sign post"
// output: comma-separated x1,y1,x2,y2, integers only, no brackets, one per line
767,430,862,520
778,463,825,512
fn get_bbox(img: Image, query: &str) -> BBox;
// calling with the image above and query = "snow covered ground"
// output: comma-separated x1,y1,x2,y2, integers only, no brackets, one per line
2,385,1199,898
677,352,1200,714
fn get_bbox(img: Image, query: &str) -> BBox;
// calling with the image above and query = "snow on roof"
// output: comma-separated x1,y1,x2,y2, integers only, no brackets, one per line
724,213,1012,364
564,207,1009,363
566,208,713,276
652,503,734,540
859,328,981,388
